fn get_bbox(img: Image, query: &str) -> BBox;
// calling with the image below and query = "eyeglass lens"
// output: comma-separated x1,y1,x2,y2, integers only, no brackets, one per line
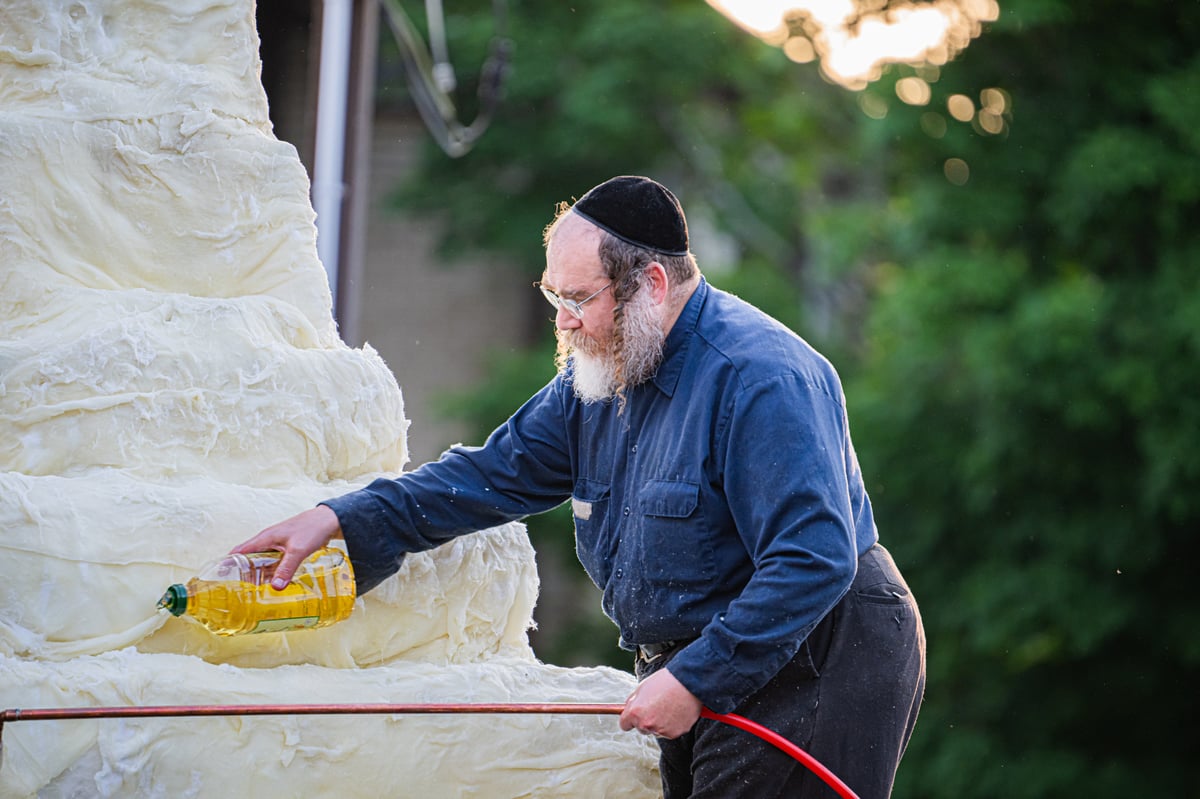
538,282,610,319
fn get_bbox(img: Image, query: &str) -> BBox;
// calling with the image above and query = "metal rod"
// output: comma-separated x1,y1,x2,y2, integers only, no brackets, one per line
0,702,858,797
1,702,624,725
0,702,624,765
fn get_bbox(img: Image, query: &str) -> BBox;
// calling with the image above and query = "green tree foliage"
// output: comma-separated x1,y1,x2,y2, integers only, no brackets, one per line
848,3,1200,796
381,0,1198,795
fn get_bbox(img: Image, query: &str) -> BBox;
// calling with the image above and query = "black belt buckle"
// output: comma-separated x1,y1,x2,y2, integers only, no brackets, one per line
637,640,678,663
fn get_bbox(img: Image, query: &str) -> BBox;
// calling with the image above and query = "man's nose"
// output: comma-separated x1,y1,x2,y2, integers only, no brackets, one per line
555,306,582,331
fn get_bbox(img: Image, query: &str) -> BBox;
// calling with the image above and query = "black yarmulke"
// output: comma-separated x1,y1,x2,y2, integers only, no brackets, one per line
571,176,690,256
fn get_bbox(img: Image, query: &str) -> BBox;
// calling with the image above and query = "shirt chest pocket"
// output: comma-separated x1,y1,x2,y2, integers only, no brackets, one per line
637,479,716,584
572,478,614,588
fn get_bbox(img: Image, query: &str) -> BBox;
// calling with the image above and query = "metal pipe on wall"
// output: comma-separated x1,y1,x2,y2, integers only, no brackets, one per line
313,0,354,316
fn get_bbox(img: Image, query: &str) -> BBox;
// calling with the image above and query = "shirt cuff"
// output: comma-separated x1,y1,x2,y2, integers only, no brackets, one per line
666,636,761,715
320,492,407,595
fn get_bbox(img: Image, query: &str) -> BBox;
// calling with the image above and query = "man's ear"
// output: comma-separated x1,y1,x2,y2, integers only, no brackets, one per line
645,261,669,305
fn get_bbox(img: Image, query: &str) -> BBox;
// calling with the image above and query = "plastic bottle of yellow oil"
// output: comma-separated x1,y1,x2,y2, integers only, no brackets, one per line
157,547,356,635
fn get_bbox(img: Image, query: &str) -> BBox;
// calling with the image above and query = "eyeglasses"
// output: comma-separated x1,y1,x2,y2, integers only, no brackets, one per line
536,280,612,320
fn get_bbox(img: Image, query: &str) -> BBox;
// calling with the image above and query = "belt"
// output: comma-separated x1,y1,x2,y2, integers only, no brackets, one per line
637,640,682,663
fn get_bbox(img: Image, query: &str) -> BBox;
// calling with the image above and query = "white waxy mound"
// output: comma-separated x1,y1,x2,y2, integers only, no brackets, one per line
0,2,658,796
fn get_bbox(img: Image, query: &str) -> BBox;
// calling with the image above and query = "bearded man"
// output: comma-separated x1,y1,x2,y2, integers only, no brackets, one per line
237,176,926,798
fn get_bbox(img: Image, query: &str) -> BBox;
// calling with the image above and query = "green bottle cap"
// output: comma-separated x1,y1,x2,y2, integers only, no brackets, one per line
157,584,188,616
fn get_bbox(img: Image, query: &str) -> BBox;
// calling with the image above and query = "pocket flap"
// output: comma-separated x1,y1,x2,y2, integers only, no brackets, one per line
573,478,611,503
643,479,699,518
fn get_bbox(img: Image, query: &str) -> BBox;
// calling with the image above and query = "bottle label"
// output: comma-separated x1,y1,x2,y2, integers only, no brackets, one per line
248,616,321,634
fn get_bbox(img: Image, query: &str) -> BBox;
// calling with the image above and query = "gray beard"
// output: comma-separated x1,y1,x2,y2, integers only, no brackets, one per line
560,287,667,404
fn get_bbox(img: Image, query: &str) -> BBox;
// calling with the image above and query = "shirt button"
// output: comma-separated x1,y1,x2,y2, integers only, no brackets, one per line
631,444,638,453
623,507,630,516
615,568,624,578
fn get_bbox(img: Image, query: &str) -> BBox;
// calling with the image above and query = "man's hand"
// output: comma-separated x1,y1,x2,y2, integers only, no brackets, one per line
619,667,702,739
230,505,343,589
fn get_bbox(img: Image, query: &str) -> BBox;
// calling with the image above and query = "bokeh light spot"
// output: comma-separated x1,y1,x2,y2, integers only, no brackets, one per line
920,111,948,138
784,35,817,63
946,93,975,122
977,108,1005,134
980,86,1009,114
896,76,932,106
858,91,889,119
944,157,970,185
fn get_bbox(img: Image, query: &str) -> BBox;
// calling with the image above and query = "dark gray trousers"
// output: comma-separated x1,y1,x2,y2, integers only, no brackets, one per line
636,544,926,799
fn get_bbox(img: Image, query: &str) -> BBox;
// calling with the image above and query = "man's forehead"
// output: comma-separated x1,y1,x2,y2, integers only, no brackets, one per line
544,215,605,291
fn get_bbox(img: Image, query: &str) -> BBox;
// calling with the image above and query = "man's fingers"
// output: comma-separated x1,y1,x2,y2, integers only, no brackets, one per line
620,689,661,736
619,709,648,734
619,690,638,732
270,552,302,590
228,506,343,590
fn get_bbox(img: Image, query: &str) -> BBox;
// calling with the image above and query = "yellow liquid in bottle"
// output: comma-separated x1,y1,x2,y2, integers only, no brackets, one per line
169,548,356,636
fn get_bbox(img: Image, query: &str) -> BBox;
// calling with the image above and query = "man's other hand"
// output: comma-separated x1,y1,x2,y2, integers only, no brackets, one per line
620,667,702,739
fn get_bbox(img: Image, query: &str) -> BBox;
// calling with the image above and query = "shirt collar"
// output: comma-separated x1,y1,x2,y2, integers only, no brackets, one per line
650,276,708,398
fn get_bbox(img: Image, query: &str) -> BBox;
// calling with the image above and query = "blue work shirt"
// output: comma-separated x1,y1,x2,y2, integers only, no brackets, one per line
324,277,878,713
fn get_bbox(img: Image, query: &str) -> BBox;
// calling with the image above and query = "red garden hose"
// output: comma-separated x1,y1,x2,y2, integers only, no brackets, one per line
699,707,859,799
1,702,859,798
